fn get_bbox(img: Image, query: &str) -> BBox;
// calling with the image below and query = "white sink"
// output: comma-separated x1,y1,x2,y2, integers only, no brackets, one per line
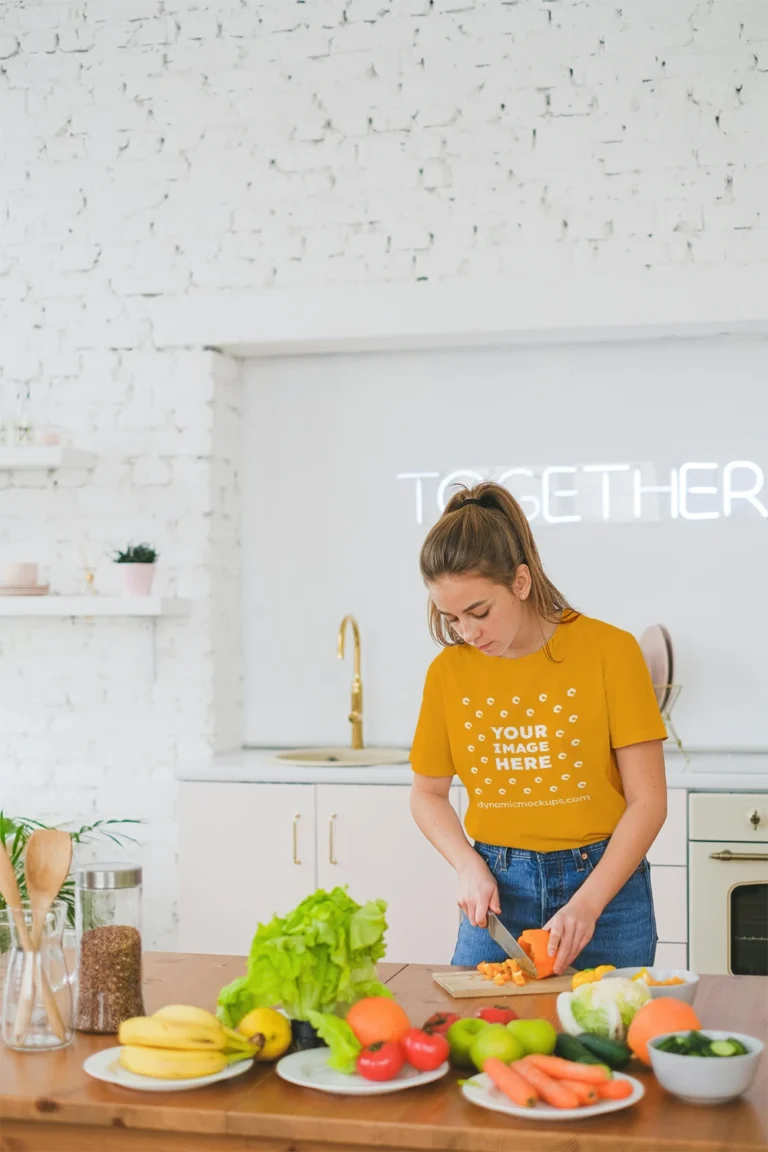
273,746,411,768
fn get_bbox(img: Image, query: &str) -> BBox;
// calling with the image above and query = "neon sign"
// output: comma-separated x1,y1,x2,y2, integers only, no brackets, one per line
396,462,768,525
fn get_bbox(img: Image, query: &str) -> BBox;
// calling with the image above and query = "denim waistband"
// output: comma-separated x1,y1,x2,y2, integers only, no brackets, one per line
474,836,611,875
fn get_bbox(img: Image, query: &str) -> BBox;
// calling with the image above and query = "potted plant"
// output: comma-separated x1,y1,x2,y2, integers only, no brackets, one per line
112,542,158,597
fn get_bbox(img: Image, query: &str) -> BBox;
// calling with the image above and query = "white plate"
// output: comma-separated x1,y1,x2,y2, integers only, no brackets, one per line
276,1047,449,1095
83,1047,254,1092
462,1069,644,1121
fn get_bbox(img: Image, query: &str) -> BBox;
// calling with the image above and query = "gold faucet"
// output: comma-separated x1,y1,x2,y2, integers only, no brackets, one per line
337,615,363,750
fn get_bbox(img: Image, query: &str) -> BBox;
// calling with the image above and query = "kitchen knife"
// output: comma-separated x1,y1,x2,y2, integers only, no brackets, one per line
486,913,539,978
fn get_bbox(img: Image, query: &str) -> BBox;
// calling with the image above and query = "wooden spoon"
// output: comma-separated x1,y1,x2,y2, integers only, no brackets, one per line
0,840,38,1043
14,830,72,1044
25,829,73,950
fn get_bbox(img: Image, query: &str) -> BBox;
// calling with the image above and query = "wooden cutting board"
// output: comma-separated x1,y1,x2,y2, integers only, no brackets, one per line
432,969,575,998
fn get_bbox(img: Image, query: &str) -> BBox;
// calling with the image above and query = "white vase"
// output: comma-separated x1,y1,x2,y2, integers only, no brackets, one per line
119,564,156,597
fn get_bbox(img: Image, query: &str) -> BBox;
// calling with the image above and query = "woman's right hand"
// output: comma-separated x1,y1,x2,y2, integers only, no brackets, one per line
457,854,501,928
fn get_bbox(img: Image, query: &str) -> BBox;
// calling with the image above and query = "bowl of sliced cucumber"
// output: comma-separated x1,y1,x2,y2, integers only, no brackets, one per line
649,1030,764,1104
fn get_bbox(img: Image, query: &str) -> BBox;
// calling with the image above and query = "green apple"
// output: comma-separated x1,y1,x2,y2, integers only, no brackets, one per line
469,1023,525,1071
506,1018,557,1056
446,1018,488,1066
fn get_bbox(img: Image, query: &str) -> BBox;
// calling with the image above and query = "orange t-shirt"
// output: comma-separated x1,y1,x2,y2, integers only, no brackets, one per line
411,614,666,852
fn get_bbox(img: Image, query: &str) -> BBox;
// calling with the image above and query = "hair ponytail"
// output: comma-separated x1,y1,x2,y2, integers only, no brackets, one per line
419,481,576,647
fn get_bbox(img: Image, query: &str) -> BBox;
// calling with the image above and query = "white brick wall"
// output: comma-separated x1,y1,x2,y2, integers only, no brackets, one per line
0,0,765,948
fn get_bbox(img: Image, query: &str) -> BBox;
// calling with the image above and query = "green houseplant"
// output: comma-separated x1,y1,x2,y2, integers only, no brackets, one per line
0,813,141,950
112,542,159,597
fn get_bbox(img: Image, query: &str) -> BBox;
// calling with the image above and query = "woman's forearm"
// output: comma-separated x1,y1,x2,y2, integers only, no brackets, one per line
410,788,477,873
574,797,666,916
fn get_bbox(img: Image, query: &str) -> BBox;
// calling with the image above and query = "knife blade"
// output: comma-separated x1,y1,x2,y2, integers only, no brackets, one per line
486,913,539,978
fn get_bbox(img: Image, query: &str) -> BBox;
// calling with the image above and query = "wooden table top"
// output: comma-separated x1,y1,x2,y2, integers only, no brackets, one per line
1,952,766,1152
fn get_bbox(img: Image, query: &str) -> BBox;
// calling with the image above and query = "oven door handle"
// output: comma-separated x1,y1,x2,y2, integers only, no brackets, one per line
708,850,768,861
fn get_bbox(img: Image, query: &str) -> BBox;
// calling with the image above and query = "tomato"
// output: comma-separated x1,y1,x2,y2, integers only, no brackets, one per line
356,1040,405,1082
422,1011,461,1036
346,997,410,1047
474,1006,519,1025
401,1028,450,1071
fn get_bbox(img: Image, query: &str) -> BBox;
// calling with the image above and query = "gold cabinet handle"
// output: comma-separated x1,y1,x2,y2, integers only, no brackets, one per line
709,850,768,861
292,813,301,865
329,812,338,865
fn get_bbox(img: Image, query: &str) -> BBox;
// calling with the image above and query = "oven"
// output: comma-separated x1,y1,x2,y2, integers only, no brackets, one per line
689,792,768,976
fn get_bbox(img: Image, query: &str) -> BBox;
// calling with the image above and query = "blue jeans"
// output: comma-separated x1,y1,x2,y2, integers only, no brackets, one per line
452,837,657,969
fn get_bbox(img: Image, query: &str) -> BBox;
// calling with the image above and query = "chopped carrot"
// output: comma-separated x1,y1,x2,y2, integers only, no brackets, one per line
515,1059,581,1109
525,1054,610,1083
595,1078,634,1100
484,1058,537,1108
559,1079,598,1105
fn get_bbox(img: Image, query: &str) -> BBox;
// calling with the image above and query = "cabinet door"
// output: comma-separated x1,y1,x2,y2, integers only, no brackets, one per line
316,785,462,966
648,789,687,866
655,942,688,968
179,783,316,956
650,864,687,943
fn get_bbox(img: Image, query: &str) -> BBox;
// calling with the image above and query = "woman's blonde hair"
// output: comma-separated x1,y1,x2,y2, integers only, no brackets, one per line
420,481,576,647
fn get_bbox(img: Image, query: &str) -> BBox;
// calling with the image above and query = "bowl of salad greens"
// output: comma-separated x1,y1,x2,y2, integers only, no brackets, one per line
649,1030,764,1104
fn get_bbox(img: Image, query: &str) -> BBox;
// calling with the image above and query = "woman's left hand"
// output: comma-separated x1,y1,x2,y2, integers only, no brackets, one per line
543,897,600,975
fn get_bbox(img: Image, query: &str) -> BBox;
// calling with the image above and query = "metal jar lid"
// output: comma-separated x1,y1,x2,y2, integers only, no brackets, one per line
76,862,142,890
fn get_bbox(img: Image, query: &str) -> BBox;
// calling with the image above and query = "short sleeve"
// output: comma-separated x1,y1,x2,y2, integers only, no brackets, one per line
606,632,667,749
410,657,455,778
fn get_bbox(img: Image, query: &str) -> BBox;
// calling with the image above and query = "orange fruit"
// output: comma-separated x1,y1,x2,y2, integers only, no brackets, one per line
346,996,411,1046
627,997,701,1065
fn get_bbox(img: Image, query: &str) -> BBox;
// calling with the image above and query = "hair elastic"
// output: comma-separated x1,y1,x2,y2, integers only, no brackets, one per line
461,498,484,507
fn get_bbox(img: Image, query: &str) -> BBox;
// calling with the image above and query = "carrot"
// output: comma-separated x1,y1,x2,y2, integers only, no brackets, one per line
595,1078,634,1100
483,1058,538,1108
559,1079,598,1105
515,1059,581,1109
525,1053,611,1083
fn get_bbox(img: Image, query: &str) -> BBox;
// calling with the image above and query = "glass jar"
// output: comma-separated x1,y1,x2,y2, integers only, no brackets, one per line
1,901,75,1051
74,862,145,1034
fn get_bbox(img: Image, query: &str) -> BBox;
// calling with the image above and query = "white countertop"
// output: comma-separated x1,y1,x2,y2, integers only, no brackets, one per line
179,748,768,792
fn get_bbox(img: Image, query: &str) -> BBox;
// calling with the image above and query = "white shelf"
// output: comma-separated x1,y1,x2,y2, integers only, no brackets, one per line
0,597,189,617
0,446,96,470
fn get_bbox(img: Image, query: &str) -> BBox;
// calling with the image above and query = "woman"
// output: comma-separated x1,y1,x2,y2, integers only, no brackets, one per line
410,481,667,975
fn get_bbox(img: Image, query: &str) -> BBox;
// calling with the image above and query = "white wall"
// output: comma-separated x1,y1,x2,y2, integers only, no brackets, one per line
242,336,768,752
1,0,766,945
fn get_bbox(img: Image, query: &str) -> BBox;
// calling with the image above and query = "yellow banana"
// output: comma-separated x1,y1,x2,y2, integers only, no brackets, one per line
118,1016,230,1051
119,1045,247,1080
153,1004,221,1029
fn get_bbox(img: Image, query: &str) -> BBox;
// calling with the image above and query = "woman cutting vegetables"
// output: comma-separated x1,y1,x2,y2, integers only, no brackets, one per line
409,481,667,976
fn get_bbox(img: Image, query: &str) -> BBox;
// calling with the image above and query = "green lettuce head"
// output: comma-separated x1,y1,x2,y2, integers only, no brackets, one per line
559,978,650,1040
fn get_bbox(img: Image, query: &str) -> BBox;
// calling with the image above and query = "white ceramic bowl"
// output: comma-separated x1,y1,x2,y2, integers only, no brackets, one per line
648,1030,764,1105
605,967,699,1005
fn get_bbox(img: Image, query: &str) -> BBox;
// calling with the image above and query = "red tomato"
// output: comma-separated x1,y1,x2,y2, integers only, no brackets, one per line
422,1011,461,1036
356,1040,406,1082
401,1028,450,1072
474,1006,519,1025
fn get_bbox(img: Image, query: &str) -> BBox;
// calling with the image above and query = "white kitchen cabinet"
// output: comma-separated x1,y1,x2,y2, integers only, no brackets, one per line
316,785,463,966
650,865,687,943
648,789,687,866
178,782,316,955
654,942,688,969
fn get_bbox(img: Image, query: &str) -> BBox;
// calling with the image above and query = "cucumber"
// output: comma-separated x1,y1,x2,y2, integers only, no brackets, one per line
709,1040,743,1057
575,1032,631,1069
554,1033,606,1066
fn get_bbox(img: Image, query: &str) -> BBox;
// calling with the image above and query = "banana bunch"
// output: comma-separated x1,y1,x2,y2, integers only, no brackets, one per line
118,1004,262,1080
